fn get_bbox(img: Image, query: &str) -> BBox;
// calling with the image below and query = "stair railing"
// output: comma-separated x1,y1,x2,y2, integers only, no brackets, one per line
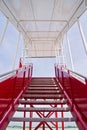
0,64,33,129
55,64,87,130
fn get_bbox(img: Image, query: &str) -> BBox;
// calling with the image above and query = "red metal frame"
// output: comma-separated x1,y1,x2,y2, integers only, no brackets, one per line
55,64,87,130
18,77,68,130
0,64,33,130
28,100,60,130
1,63,87,129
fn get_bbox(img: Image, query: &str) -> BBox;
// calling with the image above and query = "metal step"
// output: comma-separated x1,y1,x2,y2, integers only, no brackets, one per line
22,94,64,99
27,87,60,90
19,99,68,105
30,84,58,87
25,90,62,94
9,117,76,122
15,107,71,112
25,89,61,92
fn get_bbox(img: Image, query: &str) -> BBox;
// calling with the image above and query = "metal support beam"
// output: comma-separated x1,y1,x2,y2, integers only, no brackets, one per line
61,104,64,130
43,122,45,130
29,104,33,130
55,40,60,65
0,18,9,46
34,122,43,130
61,36,66,65
12,32,21,70
55,43,58,64
66,33,74,71
77,19,87,54
19,20,67,23
23,101,26,130
55,105,58,130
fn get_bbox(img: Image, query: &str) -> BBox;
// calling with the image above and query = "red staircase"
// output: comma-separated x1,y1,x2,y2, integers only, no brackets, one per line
9,78,76,130
0,64,87,129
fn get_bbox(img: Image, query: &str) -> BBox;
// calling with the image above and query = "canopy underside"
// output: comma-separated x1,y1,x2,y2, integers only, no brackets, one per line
0,0,86,57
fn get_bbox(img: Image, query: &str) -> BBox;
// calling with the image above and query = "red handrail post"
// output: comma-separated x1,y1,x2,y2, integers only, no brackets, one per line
28,67,30,79
61,104,64,130
61,71,64,89
22,69,26,88
19,58,22,68
57,66,59,80
85,79,87,86
12,76,17,107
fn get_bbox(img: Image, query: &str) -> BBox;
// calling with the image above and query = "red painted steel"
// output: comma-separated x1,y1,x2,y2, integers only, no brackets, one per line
0,64,33,130
19,58,22,68
61,104,64,130
1,63,85,129
55,111,58,130
55,64,87,130
29,104,33,130
9,77,75,130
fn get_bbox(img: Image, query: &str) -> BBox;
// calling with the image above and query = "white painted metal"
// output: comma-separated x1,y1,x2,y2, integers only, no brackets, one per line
66,33,74,71
0,18,9,46
61,36,66,65
77,19,87,54
0,0,86,57
12,32,21,69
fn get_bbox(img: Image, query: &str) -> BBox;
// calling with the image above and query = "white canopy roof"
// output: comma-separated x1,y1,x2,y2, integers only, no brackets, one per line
0,0,87,57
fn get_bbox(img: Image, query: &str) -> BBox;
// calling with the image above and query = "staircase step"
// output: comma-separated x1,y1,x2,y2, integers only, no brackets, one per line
15,107,71,112
22,94,64,99
27,87,59,90
25,90,61,94
19,99,67,105
9,117,76,122
30,84,58,87
26,89,61,92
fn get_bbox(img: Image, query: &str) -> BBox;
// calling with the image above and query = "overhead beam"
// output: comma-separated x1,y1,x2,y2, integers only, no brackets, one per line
31,37,56,39
27,31,60,33
32,40,55,41
28,55,56,58
27,50,56,52
19,20,68,23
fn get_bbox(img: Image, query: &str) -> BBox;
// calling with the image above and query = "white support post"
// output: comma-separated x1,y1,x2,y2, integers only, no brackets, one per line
57,43,60,65
61,37,65,65
22,38,27,65
66,33,74,71
77,19,87,54
23,48,25,65
0,18,9,46
12,32,21,70
58,47,60,66
55,43,58,64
